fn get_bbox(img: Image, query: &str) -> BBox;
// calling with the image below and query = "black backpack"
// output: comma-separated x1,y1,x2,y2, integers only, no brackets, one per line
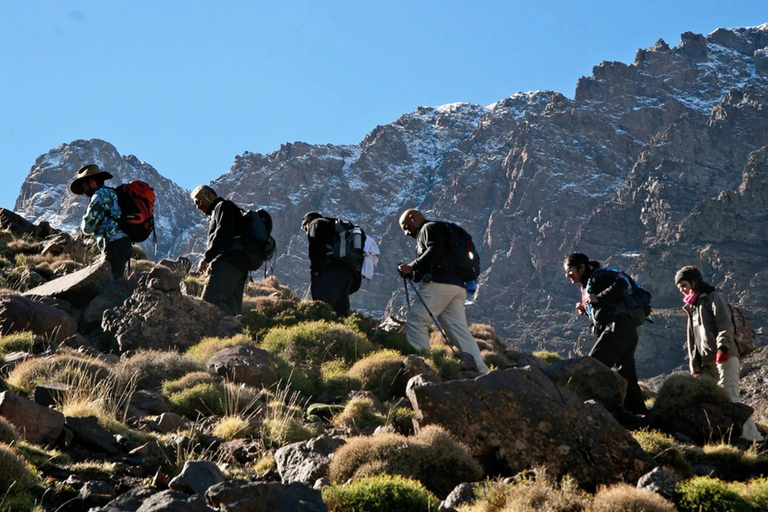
240,208,276,271
328,218,366,274
588,268,653,327
443,222,481,282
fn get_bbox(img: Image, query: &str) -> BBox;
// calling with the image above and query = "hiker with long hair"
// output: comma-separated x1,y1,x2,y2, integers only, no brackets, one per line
564,252,648,416
674,265,764,443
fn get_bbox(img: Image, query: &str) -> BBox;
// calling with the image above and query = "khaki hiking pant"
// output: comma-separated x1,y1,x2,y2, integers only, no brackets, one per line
406,281,488,374
700,357,764,442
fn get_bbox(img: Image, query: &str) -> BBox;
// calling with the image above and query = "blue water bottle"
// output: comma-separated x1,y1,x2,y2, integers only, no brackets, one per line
464,280,476,305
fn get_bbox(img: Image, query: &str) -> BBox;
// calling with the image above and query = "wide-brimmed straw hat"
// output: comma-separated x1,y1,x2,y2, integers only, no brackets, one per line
70,164,113,194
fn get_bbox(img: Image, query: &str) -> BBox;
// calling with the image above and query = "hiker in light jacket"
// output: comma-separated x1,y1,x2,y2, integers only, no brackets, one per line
675,265,764,443
564,252,648,416
70,164,132,279
191,185,249,316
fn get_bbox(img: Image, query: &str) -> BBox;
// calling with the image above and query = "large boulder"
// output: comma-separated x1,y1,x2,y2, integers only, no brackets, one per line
101,279,241,353
205,481,326,512
541,356,627,412
0,293,74,342
23,260,113,308
0,390,64,445
407,367,655,490
169,460,225,499
206,346,279,389
274,434,346,485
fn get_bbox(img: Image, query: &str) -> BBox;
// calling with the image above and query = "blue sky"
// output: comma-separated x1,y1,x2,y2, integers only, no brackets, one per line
1,1,767,210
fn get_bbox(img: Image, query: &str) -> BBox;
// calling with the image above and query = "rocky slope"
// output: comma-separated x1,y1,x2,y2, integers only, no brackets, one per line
13,25,768,379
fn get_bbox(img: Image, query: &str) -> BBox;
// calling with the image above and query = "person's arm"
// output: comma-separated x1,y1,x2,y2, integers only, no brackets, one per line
81,192,107,235
204,200,240,262
307,219,332,273
409,222,446,274
590,271,628,305
710,293,734,360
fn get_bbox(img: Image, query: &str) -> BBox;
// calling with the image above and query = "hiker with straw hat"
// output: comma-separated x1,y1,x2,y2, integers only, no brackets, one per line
70,164,132,279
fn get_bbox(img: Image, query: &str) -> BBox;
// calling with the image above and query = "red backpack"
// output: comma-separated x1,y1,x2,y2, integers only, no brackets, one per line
112,181,156,243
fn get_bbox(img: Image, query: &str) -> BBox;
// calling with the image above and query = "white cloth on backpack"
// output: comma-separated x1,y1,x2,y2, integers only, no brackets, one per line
361,236,380,280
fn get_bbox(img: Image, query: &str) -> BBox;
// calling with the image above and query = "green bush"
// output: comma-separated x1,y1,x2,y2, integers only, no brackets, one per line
532,350,563,365
348,349,405,401
242,299,339,340
260,395,315,448
0,331,35,357
162,371,219,395
168,382,228,417
319,359,362,403
261,321,373,366
427,345,461,380
632,429,692,475
694,443,768,481
651,374,731,423
675,476,750,512
328,424,482,498
114,350,202,391
322,474,439,512
273,356,319,397
0,443,39,510
743,477,768,510
344,313,414,355
184,334,258,366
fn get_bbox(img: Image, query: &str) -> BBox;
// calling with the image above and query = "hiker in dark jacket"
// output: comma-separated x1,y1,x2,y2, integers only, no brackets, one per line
564,252,647,416
675,265,764,442
301,212,357,317
191,185,249,315
70,164,132,279
397,209,488,374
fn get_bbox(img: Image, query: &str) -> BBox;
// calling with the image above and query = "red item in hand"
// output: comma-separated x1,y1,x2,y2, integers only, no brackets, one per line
716,352,729,364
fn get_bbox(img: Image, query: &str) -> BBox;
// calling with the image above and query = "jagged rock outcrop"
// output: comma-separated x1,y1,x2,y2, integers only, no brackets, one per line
12,25,768,380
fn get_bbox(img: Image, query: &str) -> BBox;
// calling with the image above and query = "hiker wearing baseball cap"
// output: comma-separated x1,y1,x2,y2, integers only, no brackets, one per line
70,164,132,278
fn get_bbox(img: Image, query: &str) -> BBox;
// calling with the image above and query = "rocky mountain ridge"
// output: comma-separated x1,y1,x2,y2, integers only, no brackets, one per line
13,24,768,379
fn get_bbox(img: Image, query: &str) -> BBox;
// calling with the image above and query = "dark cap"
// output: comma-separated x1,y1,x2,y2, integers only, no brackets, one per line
675,265,703,285
301,211,323,230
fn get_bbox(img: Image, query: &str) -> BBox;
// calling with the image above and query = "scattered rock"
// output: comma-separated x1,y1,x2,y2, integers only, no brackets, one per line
0,293,74,342
169,460,225,499
274,434,346,485
0,390,64,445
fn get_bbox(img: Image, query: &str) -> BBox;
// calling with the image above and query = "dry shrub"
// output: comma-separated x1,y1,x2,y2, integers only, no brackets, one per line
348,349,404,401
328,424,482,498
464,469,590,512
469,323,497,342
260,387,315,448
241,298,338,340
246,276,296,299
114,350,202,391
184,334,258,366
589,483,675,512
168,380,261,418
6,354,112,395
261,321,373,366
162,371,220,395
533,350,563,365
332,395,386,430
213,415,256,440
428,345,462,380
632,429,692,474
481,349,512,369
0,442,39,507
0,415,18,444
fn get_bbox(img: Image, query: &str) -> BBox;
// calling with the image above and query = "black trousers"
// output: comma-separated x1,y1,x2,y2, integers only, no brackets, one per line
311,264,355,317
202,259,248,316
105,236,133,279
590,313,648,415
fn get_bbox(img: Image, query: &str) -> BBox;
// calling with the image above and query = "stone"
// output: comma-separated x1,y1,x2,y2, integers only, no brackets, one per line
205,480,327,512
23,260,113,308
102,286,241,353
206,346,278,389
637,467,680,502
66,415,122,455
407,367,655,490
34,382,72,407
89,488,155,512
79,479,117,507
0,390,64,445
152,412,190,434
274,434,346,484
81,278,136,332
541,356,626,412
134,490,210,512
0,294,74,342
168,460,225,498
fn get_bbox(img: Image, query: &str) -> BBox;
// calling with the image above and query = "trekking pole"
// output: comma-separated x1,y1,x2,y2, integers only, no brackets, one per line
403,277,459,356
